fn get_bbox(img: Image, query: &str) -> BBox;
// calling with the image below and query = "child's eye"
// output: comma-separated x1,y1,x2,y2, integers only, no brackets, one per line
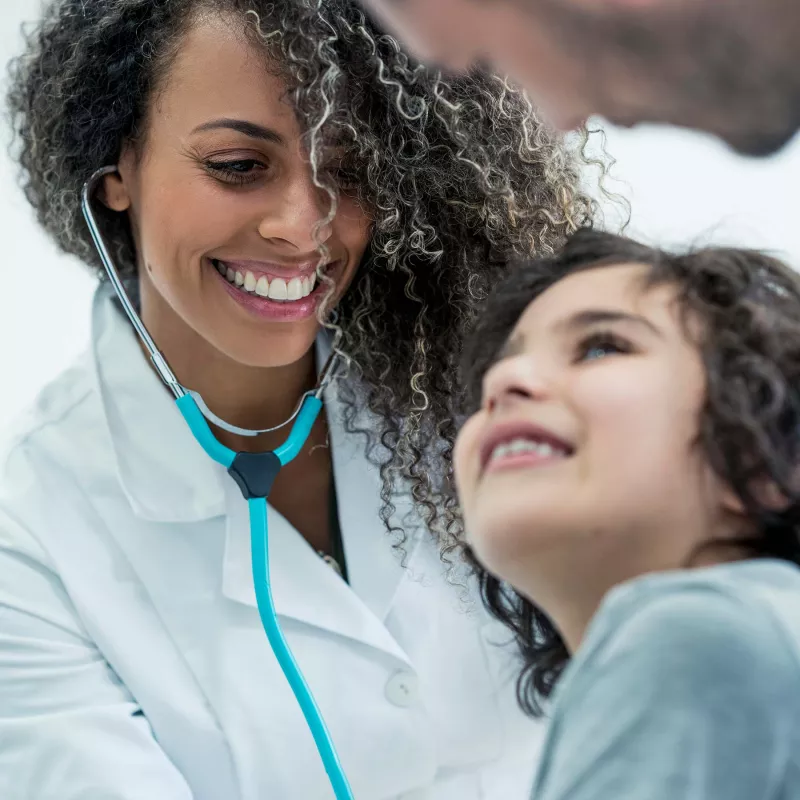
575,331,632,362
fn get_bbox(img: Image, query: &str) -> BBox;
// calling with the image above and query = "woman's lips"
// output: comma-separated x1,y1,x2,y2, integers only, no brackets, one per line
213,258,324,301
210,257,340,321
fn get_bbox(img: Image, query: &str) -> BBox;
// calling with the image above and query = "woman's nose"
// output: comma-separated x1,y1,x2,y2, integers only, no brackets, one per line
257,172,333,251
483,355,549,413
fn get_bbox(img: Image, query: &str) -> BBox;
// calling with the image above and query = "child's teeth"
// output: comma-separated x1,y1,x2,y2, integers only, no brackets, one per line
269,277,288,301
234,271,244,286
494,444,508,459
490,438,563,463
287,277,302,301
255,276,270,297
244,271,257,292
309,272,318,291
226,267,235,282
302,276,311,296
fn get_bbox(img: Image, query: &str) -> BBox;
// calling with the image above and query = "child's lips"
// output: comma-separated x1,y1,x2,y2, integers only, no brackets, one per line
479,419,574,474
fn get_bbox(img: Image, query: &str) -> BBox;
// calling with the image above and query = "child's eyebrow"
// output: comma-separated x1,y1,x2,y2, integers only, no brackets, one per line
556,309,663,337
487,308,662,375
496,333,525,363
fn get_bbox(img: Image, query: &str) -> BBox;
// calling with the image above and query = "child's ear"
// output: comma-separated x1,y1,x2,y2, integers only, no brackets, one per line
722,476,793,516
756,480,793,512
719,486,746,516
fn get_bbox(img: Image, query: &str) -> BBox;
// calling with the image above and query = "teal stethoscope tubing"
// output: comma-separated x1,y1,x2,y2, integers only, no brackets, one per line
177,394,353,799
82,166,355,800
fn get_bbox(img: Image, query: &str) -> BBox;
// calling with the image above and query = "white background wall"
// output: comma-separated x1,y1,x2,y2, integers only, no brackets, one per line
0,0,796,422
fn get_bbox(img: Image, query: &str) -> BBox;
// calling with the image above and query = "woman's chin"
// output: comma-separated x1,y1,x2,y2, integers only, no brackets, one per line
215,328,321,371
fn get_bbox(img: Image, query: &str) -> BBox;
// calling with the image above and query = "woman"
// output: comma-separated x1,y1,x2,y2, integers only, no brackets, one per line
0,0,596,798
454,230,800,799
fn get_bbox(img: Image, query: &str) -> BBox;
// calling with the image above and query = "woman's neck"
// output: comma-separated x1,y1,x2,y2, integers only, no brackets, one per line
140,282,318,454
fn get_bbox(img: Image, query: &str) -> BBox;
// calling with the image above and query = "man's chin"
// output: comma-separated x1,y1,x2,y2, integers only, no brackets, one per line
725,124,800,158
605,109,799,158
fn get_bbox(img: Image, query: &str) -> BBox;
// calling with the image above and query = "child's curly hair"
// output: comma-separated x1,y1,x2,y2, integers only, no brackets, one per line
457,228,800,715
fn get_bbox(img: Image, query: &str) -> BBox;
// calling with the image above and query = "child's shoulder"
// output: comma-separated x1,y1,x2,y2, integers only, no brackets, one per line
604,559,800,646
535,570,800,800
576,559,800,699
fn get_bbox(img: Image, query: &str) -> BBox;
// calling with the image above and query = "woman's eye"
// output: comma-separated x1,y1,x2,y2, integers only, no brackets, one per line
204,159,266,185
576,331,631,362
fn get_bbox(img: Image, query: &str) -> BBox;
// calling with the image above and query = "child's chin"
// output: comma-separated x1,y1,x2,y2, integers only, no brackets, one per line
468,508,546,573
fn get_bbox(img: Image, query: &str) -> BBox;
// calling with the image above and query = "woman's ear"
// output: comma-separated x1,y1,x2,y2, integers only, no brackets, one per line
101,171,130,212
99,143,135,211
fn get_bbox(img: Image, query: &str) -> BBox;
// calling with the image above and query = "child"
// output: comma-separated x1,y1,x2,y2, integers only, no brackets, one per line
454,229,800,799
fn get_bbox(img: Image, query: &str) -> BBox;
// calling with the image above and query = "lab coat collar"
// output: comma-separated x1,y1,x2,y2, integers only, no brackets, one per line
91,283,227,522
222,332,420,629
92,284,418,633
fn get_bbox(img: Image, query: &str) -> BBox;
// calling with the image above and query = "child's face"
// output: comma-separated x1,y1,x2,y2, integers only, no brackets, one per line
455,263,733,590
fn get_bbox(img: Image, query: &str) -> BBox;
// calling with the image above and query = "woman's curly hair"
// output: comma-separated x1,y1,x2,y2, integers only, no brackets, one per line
7,0,601,550
457,228,800,716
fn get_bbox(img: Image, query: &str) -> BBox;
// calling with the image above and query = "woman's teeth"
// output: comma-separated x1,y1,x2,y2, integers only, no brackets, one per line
489,437,565,464
214,260,318,302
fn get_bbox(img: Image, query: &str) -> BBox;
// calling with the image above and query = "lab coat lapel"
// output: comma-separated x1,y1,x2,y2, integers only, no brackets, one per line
221,336,423,662
319,334,425,624
324,380,419,623
91,284,226,522
221,483,411,664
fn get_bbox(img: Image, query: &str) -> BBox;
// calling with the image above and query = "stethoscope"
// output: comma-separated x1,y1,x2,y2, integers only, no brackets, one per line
82,165,354,800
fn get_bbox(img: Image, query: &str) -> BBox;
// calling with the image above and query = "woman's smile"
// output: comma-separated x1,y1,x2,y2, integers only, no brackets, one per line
209,256,342,321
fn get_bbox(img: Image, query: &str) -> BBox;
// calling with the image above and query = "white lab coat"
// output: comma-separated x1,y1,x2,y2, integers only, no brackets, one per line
0,285,543,800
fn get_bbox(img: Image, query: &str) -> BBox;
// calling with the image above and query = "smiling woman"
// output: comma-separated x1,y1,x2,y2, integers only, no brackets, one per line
97,19,373,381
0,0,597,798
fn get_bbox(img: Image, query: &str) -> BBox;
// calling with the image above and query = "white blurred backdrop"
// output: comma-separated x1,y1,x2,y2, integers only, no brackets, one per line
0,0,796,422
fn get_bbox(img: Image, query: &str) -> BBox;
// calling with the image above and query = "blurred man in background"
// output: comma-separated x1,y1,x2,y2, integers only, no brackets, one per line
361,0,800,156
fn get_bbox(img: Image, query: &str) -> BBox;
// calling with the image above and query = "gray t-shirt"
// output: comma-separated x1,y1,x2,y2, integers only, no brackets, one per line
530,559,800,799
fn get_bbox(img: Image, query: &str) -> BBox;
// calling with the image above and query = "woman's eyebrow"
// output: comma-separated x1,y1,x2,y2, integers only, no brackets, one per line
557,308,663,337
191,118,285,145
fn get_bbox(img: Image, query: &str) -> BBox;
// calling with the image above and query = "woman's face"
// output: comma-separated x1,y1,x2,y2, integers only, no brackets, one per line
454,263,731,590
103,15,371,368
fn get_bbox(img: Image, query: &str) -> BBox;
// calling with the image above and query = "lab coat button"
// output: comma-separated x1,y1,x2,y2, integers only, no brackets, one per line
385,671,420,708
